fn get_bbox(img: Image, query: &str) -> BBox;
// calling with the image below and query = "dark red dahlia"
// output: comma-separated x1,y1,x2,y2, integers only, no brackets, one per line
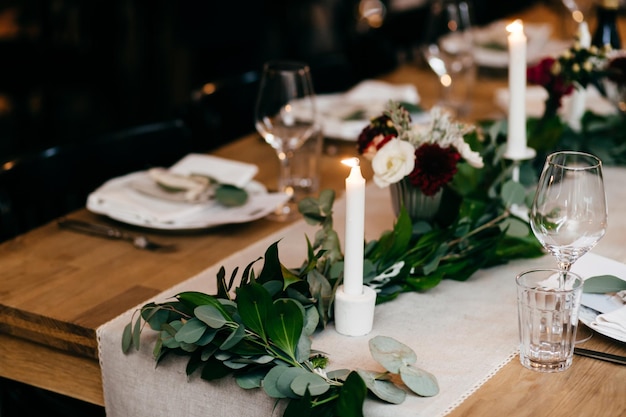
357,115,397,154
408,143,461,196
527,57,573,113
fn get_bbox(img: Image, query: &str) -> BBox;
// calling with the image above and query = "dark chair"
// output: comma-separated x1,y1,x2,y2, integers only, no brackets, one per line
0,118,193,242
183,70,262,151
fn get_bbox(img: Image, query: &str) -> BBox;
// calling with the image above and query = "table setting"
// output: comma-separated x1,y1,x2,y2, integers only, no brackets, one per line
3,2,626,417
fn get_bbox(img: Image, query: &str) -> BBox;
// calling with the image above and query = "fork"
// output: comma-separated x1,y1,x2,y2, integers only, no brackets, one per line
57,218,176,252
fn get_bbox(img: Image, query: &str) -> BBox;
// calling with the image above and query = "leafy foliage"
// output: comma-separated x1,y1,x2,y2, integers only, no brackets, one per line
121,118,551,415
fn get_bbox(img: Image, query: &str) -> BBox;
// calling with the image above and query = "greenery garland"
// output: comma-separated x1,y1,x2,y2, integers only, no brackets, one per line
121,116,564,416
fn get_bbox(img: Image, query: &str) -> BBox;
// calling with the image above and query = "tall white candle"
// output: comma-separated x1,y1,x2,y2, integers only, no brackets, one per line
506,19,527,159
342,157,365,296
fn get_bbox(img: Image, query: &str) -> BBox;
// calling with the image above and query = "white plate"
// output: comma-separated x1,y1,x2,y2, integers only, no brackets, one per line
291,80,421,141
573,254,626,343
86,171,289,230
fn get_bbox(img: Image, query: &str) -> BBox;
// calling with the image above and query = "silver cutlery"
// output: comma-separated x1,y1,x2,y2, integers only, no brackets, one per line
57,218,176,252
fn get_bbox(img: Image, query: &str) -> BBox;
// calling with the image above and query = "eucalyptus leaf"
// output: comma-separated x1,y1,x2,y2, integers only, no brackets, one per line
356,369,406,404
501,180,527,207
132,313,141,350
122,322,133,353
399,363,439,397
499,216,530,238
220,323,246,350
277,367,310,398
175,318,207,344
195,304,228,328
583,275,626,293
327,369,351,381
215,184,248,207
262,365,290,398
369,336,417,373
236,369,266,389
291,373,330,396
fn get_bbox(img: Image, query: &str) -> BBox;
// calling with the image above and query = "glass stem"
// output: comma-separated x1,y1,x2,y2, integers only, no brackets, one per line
277,150,295,200
557,261,571,289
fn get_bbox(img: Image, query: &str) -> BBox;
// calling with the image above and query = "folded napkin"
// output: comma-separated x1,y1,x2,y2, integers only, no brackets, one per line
494,85,617,118
86,154,289,229
589,305,626,341
312,80,420,141
471,20,558,68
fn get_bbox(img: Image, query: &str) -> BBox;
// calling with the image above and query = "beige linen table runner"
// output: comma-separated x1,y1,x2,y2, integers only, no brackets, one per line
97,179,625,417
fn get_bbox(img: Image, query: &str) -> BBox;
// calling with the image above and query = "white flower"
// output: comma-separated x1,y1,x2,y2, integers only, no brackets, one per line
371,138,415,188
454,139,484,168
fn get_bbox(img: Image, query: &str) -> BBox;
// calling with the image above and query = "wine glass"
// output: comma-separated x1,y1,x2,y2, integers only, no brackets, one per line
420,0,476,116
254,61,318,221
530,151,608,283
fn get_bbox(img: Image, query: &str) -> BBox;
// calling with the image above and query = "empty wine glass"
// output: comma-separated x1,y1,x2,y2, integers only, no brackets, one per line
530,151,608,284
254,61,318,221
421,0,476,116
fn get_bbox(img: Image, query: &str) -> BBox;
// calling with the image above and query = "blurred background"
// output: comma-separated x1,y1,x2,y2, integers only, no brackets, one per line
0,0,544,163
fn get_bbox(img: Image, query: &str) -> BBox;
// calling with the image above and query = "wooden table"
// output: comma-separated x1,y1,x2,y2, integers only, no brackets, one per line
2,3,626,415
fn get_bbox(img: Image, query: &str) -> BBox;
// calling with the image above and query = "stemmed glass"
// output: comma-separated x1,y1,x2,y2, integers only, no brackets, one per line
530,151,608,284
421,0,475,116
254,61,318,221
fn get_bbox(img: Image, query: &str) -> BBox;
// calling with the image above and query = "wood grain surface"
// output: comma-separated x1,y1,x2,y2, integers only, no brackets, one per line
1,4,625,413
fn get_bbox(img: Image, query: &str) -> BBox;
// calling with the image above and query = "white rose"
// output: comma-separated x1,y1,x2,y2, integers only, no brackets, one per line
371,138,415,188
454,139,484,168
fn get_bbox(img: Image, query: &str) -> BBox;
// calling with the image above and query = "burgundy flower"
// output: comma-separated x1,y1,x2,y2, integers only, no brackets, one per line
607,56,626,84
357,115,397,154
408,143,461,196
527,57,574,116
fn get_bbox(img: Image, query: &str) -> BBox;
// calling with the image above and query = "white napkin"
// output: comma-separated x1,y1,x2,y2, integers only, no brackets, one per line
589,305,626,341
168,153,258,188
313,80,420,141
494,85,617,118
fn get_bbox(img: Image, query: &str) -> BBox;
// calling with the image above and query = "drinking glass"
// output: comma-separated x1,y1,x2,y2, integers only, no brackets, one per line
421,0,476,116
254,61,318,221
530,151,608,282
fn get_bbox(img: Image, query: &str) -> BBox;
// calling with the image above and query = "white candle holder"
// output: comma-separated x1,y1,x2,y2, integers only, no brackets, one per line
334,285,376,336
504,146,536,182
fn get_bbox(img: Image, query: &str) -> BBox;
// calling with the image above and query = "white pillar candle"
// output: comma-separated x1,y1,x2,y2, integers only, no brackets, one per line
342,157,365,296
505,19,527,160
578,21,591,48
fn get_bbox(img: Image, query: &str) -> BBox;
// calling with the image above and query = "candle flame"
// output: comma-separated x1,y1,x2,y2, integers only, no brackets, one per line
506,19,523,34
341,157,360,168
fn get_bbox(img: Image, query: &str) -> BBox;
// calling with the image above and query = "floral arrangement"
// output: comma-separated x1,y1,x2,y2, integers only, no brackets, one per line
122,105,548,416
526,39,610,120
357,103,483,195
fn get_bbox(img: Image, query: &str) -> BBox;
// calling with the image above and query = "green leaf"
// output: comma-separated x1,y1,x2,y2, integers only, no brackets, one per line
262,365,290,398
266,299,304,359
399,363,439,397
175,317,207,344
356,369,406,404
236,283,272,341
291,373,330,396
276,367,310,398
257,241,283,285
220,323,246,350
501,180,527,207
121,322,133,353
178,291,232,320
236,368,267,389
583,275,626,293
132,313,141,350
336,371,366,417
369,336,417,373
195,304,228,328
215,184,248,207
200,356,233,381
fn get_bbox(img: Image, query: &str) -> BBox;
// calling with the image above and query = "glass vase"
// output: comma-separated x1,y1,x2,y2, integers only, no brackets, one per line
389,178,443,222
